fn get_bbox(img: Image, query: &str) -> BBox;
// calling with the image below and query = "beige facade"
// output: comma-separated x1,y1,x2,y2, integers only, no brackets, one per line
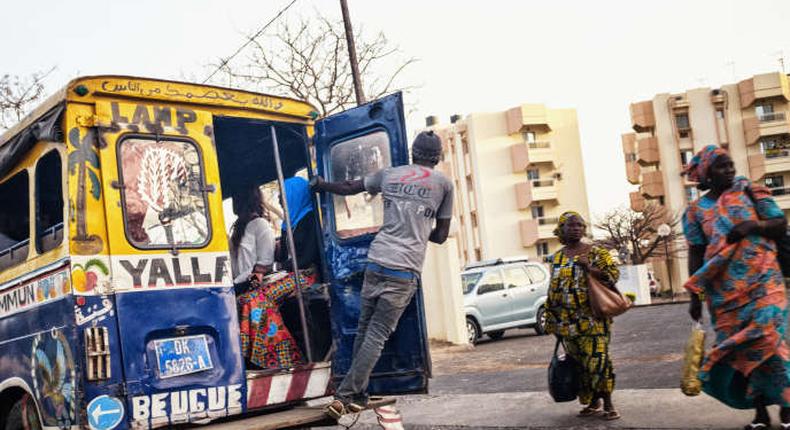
622,71,790,293
426,104,591,265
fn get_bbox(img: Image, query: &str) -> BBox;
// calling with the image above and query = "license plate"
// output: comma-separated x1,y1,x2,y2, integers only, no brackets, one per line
154,335,213,379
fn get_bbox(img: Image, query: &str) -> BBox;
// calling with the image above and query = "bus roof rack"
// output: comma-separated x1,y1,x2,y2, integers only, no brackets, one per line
463,256,530,271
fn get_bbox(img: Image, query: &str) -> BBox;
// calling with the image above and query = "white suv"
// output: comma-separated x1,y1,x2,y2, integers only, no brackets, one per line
462,258,550,345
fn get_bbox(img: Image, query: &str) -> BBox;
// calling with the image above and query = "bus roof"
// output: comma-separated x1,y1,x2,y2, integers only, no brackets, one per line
0,75,319,178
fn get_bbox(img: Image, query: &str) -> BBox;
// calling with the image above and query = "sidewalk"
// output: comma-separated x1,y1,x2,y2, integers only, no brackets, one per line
333,389,757,429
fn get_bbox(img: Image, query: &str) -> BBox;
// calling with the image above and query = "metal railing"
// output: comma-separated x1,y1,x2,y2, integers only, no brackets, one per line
769,186,790,196
536,217,559,226
527,141,551,150
531,179,555,188
764,148,790,159
758,112,787,123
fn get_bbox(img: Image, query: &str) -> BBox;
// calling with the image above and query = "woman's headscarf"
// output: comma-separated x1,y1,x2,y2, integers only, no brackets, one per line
683,145,728,190
553,210,584,243
282,177,314,231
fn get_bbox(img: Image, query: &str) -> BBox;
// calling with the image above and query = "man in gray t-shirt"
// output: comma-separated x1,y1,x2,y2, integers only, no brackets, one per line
313,131,453,417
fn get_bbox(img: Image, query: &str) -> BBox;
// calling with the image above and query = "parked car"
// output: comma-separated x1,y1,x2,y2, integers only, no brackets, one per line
462,258,551,345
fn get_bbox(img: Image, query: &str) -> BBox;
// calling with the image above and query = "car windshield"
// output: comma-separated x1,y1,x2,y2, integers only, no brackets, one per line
461,272,483,295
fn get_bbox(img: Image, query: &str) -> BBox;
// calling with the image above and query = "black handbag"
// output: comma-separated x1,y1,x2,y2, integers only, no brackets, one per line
745,187,790,277
548,338,580,402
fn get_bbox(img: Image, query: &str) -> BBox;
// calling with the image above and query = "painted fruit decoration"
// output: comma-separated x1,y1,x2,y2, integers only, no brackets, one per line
72,259,109,293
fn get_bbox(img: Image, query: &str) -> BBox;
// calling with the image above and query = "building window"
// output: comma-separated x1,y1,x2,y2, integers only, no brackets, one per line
765,175,785,195
685,186,700,202
680,150,694,168
522,131,537,143
531,205,545,219
715,109,725,119
625,153,637,162
675,113,691,138
536,241,550,257
526,168,540,180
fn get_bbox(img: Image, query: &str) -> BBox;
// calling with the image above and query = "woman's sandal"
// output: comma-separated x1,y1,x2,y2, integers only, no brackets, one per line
780,423,790,430
325,399,346,419
744,423,769,430
577,401,603,417
601,409,621,421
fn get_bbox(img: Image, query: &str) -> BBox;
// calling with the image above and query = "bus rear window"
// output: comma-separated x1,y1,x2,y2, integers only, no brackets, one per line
329,131,391,239
118,136,210,249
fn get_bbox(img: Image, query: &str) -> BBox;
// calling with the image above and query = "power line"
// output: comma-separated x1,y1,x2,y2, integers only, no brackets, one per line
202,0,299,84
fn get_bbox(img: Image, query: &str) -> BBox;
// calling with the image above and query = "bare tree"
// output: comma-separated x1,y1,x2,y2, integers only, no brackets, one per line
216,13,418,117
595,203,685,265
0,68,56,130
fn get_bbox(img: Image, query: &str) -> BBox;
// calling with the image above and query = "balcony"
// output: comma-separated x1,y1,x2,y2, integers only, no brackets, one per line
531,179,559,202
630,192,646,212
537,217,559,239
510,141,556,172
770,186,790,210
640,171,664,199
750,150,790,177
636,136,660,166
630,100,655,132
519,219,539,247
506,104,551,135
743,112,790,146
738,72,790,108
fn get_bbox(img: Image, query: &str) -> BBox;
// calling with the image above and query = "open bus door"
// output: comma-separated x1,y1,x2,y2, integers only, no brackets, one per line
314,92,431,395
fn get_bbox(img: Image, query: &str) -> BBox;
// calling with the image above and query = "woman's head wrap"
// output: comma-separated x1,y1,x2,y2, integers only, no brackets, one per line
683,145,728,190
553,210,585,243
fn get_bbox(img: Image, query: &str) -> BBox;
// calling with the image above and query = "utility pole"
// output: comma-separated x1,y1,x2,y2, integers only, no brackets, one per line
339,0,366,105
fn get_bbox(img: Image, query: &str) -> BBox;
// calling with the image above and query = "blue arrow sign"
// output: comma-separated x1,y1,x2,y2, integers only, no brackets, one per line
87,395,124,430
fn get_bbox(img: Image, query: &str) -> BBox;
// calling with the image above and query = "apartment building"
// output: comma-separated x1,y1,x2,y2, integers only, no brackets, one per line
427,104,591,265
623,71,790,292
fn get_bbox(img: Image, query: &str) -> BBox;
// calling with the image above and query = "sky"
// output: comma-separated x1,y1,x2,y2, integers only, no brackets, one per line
3,0,790,220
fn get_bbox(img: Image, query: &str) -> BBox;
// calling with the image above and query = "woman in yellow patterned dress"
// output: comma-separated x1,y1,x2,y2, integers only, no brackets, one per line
545,211,621,420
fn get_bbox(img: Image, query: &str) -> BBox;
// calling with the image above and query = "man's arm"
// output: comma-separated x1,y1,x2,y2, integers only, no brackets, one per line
429,218,451,244
310,176,366,196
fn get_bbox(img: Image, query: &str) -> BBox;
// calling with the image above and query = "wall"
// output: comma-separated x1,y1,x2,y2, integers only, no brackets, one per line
421,236,468,345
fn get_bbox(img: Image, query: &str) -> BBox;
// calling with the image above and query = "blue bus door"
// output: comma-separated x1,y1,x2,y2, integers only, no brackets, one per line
314,92,431,395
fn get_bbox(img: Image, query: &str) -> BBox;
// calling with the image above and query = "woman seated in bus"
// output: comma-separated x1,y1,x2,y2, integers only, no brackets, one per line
275,176,320,274
230,185,305,369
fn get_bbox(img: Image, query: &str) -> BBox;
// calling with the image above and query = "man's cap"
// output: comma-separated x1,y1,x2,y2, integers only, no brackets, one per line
412,130,443,163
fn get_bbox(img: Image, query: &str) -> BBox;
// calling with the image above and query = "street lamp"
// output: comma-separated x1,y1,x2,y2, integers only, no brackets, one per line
657,223,673,300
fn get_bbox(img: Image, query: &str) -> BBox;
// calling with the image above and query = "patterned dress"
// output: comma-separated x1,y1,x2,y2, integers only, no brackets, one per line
238,272,314,369
545,246,620,404
683,177,790,409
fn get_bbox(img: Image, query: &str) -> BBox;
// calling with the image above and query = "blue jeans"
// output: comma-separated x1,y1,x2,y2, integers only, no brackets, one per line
335,267,418,403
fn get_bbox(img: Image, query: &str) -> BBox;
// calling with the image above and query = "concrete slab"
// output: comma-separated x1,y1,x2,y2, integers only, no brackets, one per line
333,389,759,429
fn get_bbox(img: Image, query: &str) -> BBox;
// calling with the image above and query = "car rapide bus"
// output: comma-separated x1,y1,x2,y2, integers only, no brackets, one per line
0,76,430,430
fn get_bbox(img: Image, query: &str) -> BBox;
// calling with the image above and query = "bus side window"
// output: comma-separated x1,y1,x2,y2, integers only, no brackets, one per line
0,170,30,270
36,150,64,254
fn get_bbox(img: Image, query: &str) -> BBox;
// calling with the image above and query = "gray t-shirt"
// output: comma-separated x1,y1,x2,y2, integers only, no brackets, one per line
363,164,454,273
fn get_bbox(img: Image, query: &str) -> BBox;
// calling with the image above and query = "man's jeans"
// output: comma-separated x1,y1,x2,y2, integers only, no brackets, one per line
335,268,418,404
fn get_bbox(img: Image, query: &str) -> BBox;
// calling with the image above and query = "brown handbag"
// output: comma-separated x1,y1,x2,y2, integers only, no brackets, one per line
587,273,632,318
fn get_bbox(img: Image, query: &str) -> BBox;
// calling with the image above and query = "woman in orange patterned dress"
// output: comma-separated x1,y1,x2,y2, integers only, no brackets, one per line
683,145,790,430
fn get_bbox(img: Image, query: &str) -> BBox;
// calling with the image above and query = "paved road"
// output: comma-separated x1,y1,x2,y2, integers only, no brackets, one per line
429,303,695,395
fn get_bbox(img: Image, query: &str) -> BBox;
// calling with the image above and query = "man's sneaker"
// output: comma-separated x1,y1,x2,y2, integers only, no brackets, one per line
325,399,346,419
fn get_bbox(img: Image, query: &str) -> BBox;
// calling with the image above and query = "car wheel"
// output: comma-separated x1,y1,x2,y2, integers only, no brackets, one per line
534,306,547,336
466,317,480,345
487,330,505,340
6,394,41,430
